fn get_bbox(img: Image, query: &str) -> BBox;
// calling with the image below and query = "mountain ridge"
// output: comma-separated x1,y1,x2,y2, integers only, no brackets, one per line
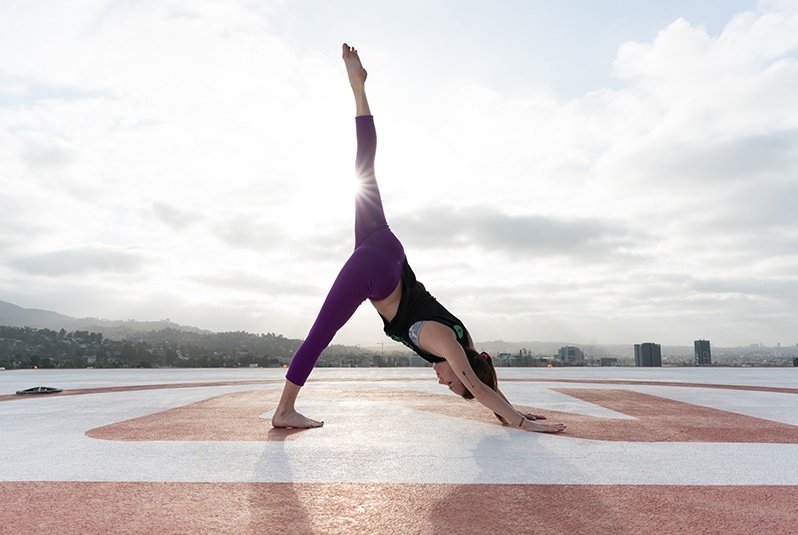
0,299,207,339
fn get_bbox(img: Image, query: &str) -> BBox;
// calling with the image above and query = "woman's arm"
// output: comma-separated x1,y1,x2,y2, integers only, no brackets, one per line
466,330,544,420
420,322,565,433
496,387,547,420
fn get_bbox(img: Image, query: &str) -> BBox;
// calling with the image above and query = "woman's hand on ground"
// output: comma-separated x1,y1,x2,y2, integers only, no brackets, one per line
521,412,547,420
520,417,566,433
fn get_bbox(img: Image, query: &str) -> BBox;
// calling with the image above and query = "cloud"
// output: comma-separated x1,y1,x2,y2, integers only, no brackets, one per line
690,274,798,303
392,207,642,261
150,201,204,231
189,271,322,298
10,245,148,276
1,1,797,346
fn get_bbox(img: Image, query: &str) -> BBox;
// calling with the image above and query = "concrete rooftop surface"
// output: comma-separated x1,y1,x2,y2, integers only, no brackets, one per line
1,366,797,534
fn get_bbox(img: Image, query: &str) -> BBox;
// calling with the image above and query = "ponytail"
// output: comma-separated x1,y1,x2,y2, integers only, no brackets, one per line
461,348,506,424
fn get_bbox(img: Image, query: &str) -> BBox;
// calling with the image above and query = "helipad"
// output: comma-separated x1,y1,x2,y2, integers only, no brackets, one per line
1,367,796,534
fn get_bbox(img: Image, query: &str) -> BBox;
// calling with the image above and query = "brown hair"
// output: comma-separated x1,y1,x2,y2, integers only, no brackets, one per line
461,348,507,423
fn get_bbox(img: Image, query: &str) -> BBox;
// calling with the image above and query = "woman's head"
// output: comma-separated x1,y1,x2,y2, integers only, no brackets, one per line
463,349,506,423
460,348,498,399
432,348,505,423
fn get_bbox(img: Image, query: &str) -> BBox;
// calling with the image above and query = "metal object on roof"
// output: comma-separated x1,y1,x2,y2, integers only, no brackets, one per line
15,386,63,395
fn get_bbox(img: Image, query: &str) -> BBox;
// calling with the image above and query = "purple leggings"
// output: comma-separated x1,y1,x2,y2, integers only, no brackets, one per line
286,115,405,386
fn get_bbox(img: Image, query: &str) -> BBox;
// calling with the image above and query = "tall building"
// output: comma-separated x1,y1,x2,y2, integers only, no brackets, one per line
694,339,712,366
558,346,585,365
634,343,662,367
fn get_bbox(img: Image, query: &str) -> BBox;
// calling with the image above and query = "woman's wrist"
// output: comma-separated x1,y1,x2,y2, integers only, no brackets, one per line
517,414,526,428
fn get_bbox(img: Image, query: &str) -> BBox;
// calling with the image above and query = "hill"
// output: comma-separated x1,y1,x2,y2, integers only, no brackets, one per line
0,299,207,339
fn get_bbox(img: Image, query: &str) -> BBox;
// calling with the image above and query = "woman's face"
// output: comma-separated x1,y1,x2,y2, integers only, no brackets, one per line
432,361,466,395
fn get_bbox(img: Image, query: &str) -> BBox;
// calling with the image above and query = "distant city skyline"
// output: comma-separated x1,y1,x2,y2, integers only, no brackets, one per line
2,317,795,372
1,1,797,348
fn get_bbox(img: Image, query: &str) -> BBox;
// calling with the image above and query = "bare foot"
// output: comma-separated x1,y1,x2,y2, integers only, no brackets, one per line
342,43,367,88
271,409,324,429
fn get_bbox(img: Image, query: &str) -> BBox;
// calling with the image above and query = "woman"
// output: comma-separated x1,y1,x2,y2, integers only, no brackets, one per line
272,44,566,434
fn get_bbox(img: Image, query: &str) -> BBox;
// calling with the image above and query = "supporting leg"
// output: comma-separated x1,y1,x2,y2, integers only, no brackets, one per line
272,379,323,428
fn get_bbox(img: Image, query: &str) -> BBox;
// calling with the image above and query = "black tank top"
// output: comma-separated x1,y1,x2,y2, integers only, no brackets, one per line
381,260,470,363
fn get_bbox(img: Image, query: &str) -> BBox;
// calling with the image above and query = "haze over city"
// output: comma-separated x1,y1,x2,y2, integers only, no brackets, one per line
1,1,796,348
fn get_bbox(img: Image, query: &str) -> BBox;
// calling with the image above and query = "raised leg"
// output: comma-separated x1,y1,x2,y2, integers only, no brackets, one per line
344,43,388,244
353,115,386,244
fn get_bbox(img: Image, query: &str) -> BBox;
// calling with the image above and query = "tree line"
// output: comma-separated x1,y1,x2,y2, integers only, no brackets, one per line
0,326,382,370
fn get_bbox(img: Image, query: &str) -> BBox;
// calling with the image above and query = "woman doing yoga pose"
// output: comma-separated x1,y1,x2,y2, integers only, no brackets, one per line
271,44,566,434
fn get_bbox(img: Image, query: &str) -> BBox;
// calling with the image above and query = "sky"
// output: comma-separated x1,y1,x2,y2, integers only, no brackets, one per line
1,0,797,349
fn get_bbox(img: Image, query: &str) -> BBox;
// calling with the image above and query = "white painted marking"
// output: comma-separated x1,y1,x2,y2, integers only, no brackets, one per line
1,369,797,485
